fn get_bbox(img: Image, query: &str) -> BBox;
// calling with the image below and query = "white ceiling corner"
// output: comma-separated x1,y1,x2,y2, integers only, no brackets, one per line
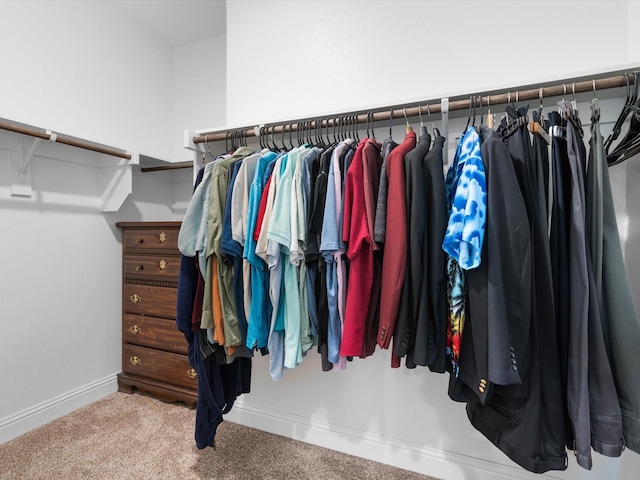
106,0,226,49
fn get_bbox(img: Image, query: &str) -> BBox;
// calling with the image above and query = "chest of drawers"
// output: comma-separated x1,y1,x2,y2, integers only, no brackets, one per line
116,222,197,407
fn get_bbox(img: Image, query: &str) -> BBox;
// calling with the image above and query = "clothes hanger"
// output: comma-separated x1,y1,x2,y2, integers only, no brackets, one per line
288,123,295,150
607,71,640,160
604,74,631,153
464,96,473,132
269,126,278,152
418,105,428,138
353,113,360,145
201,135,212,164
426,104,440,138
529,88,550,144
370,112,377,140
403,107,413,133
388,109,394,140
590,80,601,125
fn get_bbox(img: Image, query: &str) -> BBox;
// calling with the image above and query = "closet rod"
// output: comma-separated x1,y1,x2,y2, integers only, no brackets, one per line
192,72,636,145
140,162,192,172
0,120,132,160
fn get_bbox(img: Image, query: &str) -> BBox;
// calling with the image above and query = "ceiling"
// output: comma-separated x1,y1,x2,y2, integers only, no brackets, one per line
106,0,226,48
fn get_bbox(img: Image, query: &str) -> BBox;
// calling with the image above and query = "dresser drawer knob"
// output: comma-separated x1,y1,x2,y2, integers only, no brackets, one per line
156,232,167,244
187,368,197,379
129,325,140,334
129,294,141,304
158,259,167,271
136,238,144,244
129,356,141,366
135,265,144,271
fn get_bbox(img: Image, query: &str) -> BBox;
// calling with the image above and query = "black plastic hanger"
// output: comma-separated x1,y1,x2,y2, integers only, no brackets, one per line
464,96,473,132
605,72,634,153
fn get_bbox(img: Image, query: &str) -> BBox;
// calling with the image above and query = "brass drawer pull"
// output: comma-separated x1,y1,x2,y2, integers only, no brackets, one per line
136,238,144,244
129,294,141,304
129,356,140,366
135,265,144,271
158,259,167,271
156,232,167,244
129,325,140,334
187,368,197,379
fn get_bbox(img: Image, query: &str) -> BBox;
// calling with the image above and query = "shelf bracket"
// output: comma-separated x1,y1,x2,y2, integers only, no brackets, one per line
10,136,42,197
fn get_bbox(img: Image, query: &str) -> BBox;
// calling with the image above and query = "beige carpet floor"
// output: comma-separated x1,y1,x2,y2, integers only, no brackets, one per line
0,392,437,480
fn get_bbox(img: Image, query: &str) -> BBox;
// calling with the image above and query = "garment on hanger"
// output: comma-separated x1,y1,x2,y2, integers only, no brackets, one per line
341,140,378,357
177,168,251,450
176,87,640,469
442,125,485,376
394,127,431,364
377,131,416,368
420,134,448,372
587,98,640,455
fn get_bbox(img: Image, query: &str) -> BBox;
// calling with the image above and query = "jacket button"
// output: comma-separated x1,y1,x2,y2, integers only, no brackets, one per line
512,365,518,371
479,386,485,393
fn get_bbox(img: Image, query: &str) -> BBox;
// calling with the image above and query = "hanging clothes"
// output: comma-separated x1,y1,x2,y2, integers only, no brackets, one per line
394,127,431,365
177,167,251,450
377,131,416,368
461,111,567,474
586,99,640,455
419,134,448,372
442,126,486,376
563,101,623,468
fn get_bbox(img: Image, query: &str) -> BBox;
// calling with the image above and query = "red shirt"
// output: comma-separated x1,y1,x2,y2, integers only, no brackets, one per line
340,141,371,356
252,175,272,241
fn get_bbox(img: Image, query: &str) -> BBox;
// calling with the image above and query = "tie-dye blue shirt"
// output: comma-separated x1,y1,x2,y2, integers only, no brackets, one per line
443,127,486,270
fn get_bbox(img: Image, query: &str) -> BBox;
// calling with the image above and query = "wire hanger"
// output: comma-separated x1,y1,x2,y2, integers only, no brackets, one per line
388,109,393,140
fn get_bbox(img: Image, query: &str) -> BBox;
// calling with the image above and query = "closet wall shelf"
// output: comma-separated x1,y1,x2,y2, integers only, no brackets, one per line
190,70,637,145
1,117,133,211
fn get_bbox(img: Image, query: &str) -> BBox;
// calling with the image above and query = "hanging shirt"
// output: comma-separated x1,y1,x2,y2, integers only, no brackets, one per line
442,127,485,375
268,147,306,370
244,151,279,351
340,140,371,356
205,146,255,357
442,127,486,270
320,140,353,367
232,149,267,320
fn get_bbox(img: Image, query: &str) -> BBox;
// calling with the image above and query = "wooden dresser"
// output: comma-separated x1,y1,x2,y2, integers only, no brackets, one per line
116,221,197,407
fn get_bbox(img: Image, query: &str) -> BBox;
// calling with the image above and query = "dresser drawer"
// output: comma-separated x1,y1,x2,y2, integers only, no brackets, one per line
123,344,197,390
123,254,180,281
123,228,179,253
123,313,188,355
124,283,176,319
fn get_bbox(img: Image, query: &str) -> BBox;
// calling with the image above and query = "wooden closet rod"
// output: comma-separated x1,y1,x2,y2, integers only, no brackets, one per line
0,120,132,160
140,162,192,173
193,72,636,145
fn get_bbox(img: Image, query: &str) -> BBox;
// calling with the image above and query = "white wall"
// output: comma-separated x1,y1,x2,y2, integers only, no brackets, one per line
223,1,640,479
226,0,634,127
0,0,174,159
0,0,202,444
172,35,227,162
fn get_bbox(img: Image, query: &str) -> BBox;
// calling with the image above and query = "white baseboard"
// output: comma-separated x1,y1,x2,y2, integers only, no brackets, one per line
0,375,118,445
224,401,565,480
